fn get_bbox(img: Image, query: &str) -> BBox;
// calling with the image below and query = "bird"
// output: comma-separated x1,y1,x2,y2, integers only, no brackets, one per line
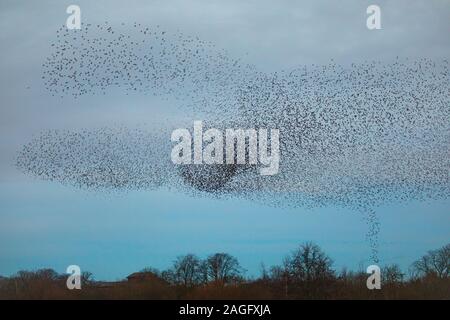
19,21,450,264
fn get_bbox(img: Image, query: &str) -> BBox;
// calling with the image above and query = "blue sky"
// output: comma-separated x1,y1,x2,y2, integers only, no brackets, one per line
0,180,448,280
0,0,449,280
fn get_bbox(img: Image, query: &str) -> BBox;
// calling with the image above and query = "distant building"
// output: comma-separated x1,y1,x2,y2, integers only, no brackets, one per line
126,271,161,283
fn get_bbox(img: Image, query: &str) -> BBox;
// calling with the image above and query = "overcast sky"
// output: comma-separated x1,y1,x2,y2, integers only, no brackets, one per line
0,0,449,280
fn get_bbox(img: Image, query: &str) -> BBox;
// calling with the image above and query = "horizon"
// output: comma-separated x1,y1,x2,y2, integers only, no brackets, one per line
1,0,449,283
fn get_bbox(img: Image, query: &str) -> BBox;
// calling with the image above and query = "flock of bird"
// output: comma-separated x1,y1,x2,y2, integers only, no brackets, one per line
18,22,450,262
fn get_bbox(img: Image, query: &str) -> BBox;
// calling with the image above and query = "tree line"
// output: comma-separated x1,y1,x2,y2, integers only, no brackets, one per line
0,242,448,299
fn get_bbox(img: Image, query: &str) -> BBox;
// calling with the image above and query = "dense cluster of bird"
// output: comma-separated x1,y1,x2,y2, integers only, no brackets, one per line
19,22,450,262
42,22,255,119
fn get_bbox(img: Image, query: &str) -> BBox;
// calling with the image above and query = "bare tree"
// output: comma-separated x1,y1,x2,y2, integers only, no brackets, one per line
284,242,334,282
161,269,176,284
259,262,269,282
411,244,450,278
81,271,94,286
269,265,290,297
35,269,59,281
381,264,404,284
172,254,202,287
205,253,244,284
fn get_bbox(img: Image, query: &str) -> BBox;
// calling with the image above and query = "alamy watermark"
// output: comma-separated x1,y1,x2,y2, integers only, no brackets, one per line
171,121,280,176
66,264,81,290
66,5,81,30
367,5,381,30
366,265,381,290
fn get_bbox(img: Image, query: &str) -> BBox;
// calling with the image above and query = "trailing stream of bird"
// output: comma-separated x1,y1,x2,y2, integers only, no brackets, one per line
17,22,450,263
